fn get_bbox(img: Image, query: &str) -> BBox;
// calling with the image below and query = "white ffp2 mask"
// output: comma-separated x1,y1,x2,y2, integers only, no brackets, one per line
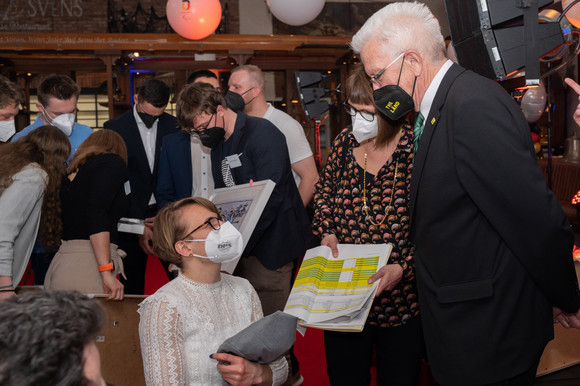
352,113,379,143
0,120,16,142
187,222,244,263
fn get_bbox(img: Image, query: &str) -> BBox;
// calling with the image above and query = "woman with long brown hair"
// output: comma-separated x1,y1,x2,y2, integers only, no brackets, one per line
0,125,70,300
45,129,128,300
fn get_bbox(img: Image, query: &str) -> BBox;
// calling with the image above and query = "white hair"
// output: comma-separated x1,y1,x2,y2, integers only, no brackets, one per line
351,1,446,64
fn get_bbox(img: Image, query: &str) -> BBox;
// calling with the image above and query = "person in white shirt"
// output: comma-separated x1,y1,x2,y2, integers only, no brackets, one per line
228,65,318,206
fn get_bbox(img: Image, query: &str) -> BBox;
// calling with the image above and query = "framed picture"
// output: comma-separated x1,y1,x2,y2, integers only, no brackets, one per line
210,179,276,273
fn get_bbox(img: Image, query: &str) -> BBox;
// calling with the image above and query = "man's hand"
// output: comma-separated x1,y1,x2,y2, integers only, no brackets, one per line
553,306,580,329
138,225,154,255
564,78,580,126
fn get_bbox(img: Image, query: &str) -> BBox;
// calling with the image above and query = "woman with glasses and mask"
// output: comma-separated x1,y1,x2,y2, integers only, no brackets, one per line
312,64,423,385
138,197,288,386
45,130,128,301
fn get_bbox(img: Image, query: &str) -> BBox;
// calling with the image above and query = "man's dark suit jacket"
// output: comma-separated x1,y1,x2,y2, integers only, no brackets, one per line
104,110,179,219
156,131,193,210
409,63,580,385
212,113,311,271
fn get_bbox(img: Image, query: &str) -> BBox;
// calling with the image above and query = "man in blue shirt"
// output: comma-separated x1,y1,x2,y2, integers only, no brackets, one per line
12,74,92,161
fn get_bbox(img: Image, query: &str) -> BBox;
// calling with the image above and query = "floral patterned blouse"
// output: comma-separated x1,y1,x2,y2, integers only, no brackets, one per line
312,125,419,327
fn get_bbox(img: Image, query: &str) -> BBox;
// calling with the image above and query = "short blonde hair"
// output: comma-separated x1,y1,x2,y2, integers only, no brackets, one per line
230,65,265,89
153,197,220,267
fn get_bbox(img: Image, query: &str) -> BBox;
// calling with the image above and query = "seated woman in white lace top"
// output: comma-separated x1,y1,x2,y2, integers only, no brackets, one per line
138,197,288,386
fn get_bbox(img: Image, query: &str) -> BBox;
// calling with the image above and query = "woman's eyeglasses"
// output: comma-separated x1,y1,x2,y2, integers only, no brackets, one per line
343,102,375,122
183,214,225,239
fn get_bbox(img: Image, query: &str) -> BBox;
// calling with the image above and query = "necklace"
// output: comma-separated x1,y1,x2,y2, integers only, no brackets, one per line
361,151,399,226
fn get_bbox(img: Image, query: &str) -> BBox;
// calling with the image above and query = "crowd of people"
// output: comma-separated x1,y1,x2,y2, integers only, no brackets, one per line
2,2,580,385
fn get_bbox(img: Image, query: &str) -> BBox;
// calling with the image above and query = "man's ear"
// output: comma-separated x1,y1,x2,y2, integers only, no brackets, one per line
133,94,139,106
405,50,423,77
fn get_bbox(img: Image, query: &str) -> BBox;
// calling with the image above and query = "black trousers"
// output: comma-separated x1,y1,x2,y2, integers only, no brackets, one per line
118,232,149,295
324,317,424,386
480,352,543,386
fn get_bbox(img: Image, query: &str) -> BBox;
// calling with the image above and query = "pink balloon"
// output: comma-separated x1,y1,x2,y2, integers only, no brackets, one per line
563,0,580,29
166,0,222,40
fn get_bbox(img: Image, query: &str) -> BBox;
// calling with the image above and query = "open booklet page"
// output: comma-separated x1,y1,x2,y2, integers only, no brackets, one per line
284,243,391,332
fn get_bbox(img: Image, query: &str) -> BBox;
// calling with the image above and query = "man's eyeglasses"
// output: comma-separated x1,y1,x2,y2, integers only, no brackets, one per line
189,113,215,135
370,52,406,87
343,102,375,122
183,214,225,239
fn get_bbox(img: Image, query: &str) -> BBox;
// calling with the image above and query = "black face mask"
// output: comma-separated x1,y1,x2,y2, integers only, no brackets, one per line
195,115,226,149
138,111,159,129
373,58,416,121
224,91,245,112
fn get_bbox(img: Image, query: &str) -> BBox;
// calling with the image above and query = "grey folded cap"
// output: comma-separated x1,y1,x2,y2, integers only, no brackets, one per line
217,311,298,363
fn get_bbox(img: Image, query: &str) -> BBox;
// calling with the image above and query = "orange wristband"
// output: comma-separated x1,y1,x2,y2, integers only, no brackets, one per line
98,262,114,272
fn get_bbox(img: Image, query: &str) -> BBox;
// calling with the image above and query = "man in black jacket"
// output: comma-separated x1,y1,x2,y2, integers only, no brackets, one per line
353,2,580,385
104,79,179,294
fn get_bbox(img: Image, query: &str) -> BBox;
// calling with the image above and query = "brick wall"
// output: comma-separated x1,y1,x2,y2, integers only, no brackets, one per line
2,0,239,34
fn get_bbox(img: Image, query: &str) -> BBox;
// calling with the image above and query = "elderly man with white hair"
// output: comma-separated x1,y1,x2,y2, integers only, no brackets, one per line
352,2,580,385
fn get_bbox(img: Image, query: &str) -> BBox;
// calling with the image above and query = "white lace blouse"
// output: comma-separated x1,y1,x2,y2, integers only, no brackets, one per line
138,273,288,385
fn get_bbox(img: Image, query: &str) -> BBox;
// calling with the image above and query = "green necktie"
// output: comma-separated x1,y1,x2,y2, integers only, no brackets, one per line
413,112,425,156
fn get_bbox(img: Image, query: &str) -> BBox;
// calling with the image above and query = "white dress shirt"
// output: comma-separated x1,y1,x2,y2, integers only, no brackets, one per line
190,135,214,199
133,105,158,205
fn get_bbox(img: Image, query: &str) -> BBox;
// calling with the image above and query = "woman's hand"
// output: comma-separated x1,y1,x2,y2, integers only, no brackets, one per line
101,270,124,300
0,290,16,301
212,353,272,386
321,234,339,258
368,264,403,297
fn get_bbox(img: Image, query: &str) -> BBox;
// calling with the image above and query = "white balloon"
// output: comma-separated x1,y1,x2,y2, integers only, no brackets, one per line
521,84,547,123
267,0,325,26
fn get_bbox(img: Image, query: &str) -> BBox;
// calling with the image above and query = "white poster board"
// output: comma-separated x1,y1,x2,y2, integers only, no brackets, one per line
210,179,275,273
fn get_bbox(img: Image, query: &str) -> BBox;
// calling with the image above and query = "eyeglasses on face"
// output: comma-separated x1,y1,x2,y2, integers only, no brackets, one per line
370,52,406,87
343,102,375,122
183,214,225,240
189,113,215,135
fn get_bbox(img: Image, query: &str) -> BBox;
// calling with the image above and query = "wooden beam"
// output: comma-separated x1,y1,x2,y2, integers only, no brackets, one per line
98,55,115,120
0,33,351,53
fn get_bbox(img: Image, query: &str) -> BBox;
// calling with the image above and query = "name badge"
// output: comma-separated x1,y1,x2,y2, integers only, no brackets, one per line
124,181,131,195
226,154,242,169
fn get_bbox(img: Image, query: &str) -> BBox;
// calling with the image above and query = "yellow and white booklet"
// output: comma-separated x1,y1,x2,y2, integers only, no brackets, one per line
284,243,391,332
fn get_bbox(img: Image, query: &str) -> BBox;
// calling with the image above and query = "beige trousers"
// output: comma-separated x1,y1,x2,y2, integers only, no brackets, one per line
45,239,125,294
